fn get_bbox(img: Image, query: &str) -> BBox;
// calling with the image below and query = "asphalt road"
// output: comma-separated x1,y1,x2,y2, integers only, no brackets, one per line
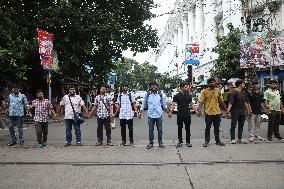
0,113,283,189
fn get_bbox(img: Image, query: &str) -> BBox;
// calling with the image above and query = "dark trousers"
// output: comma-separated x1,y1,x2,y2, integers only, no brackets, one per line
268,111,281,138
177,115,191,143
205,114,221,143
65,119,81,143
120,119,134,143
35,122,48,144
97,117,111,141
230,113,245,140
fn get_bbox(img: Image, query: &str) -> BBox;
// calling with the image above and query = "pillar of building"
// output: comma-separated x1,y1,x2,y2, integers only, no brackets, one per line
195,0,205,53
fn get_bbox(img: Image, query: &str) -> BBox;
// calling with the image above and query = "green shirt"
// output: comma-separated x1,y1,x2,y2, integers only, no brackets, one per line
264,89,281,111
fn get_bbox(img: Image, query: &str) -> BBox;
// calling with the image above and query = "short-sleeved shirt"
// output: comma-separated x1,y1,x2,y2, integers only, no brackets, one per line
8,93,29,116
60,95,85,119
173,92,192,117
95,94,113,118
229,90,247,115
117,92,135,120
200,88,223,115
264,89,281,111
249,91,264,115
32,99,53,122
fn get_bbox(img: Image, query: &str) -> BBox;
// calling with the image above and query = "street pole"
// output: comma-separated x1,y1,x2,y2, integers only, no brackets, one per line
48,69,51,102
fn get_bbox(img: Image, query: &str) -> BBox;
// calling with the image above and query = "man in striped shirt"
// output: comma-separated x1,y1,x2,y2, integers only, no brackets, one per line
114,83,138,146
29,90,57,148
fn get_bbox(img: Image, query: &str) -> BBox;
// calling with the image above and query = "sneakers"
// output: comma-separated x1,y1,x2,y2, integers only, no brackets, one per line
277,136,283,140
42,142,47,147
185,143,192,147
19,141,24,145
95,141,103,146
176,143,182,148
267,137,273,141
7,141,17,146
119,142,127,146
231,140,237,144
107,141,113,146
76,142,82,146
37,143,43,148
146,143,153,149
64,143,71,147
130,142,134,147
203,141,209,147
238,139,248,144
216,142,226,146
257,136,265,141
159,143,165,148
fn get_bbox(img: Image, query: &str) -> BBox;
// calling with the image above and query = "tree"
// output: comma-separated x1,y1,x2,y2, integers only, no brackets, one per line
211,23,245,79
0,0,158,89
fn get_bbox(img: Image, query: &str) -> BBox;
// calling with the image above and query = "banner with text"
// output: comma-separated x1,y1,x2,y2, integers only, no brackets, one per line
37,29,54,69
185,44,200,65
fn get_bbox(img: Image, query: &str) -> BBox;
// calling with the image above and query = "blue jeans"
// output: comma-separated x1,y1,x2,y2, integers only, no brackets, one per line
9,116,24,142
148,116,163,144
64,119,81,143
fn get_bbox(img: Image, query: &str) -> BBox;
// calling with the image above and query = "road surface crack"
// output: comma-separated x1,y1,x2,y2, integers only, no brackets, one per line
176,148,194,189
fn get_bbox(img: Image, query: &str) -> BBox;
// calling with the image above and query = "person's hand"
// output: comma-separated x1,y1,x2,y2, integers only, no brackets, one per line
168,112,173,119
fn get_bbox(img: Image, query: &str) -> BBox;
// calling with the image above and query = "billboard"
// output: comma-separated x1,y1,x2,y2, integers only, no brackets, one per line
240,31,284,68
185,44,200,65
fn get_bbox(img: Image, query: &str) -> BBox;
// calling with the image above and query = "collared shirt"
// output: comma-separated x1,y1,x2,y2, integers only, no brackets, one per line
117,92,135,120
264,89,281,111
141,91,168,118
95,94,112,118
60,95,85,119
32,99,53,122
200,88,224,115
8,93,29,116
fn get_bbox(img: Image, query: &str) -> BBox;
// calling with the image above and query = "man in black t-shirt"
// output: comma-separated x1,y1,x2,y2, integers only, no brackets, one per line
247,81,265,142
168,82,198,147
228,80,251,144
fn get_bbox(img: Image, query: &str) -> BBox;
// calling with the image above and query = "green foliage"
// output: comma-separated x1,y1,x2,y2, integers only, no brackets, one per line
211,23,245,80
114,58,180,92
0,0,158,87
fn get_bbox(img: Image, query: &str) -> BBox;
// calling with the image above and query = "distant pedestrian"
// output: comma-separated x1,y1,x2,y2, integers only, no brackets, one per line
198,78,227,147
139,82,168,149
6,84,29,146
264,80,284,141
114,83,137,146
89,85,114,146
28,90,57,148
168,82,198,147
227,80,251,144
59,86,88,147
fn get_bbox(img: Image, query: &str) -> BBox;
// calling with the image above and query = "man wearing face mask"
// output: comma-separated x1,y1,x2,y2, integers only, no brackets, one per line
198,78,228,147
6,84,29,146
139,82,168,149
29,90,57,148
264,80,284,141
59,86,88,147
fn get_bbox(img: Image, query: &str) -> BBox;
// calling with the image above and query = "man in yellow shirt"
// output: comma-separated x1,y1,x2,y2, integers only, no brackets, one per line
198,78,228,147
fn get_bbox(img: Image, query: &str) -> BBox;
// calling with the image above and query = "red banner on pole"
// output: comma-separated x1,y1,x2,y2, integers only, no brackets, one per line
37,29,54,69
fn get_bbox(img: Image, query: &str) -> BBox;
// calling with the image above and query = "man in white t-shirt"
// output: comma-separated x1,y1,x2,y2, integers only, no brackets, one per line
59,86,88,147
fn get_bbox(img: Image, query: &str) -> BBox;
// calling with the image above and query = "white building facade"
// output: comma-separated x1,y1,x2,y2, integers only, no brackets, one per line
153,0,284,82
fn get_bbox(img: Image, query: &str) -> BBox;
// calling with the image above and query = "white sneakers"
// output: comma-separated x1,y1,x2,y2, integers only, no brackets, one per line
231,139,248,144
231,140,237,144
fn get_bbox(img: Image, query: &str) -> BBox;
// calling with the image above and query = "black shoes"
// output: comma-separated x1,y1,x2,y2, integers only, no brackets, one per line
64,143,71,147
7,141,17,146
203,141,209,147
120,142,127,146
159,143,165,148
176,143,182,148
95,141,103,146
146,143,153,149
216,141,226,146
185,143,192,147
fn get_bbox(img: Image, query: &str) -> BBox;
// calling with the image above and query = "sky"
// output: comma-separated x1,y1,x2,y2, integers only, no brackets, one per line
122,0,176,64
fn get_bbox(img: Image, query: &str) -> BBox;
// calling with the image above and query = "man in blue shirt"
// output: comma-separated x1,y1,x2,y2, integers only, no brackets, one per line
139,82,168,149
6,85,29,146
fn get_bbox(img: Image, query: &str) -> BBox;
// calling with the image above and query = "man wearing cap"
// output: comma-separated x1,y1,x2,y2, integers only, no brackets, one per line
247,81,265,142
264,80,284,141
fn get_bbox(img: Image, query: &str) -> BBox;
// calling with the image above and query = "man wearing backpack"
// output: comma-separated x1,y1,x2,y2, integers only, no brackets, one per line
114,83,138,146
139,82,168,149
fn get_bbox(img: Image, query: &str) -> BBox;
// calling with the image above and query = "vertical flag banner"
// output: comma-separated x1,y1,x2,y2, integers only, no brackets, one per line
37,29,54,69
185,44,200,65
